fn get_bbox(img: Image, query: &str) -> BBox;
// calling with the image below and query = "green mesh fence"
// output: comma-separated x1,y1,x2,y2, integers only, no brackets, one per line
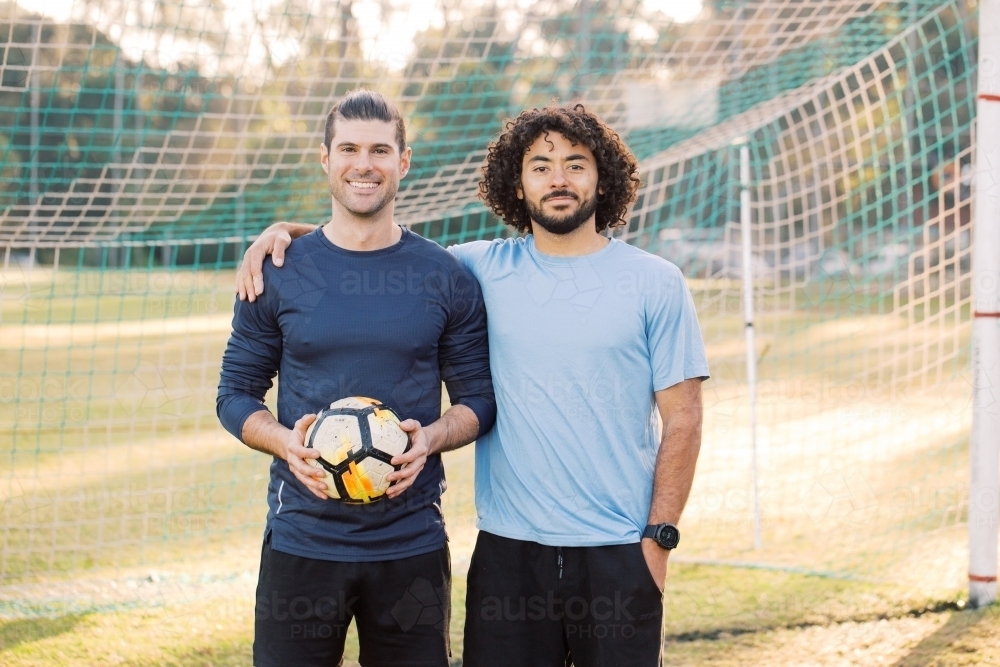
0,0,980,613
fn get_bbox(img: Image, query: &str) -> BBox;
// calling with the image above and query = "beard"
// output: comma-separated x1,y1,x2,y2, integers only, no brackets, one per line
329,176,399,218
525,190,599,235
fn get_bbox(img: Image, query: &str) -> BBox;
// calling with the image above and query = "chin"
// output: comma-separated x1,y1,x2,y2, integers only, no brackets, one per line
347,201,390,217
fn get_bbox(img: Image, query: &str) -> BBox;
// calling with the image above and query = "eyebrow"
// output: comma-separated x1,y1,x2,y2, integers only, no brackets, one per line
526,153,591,163
335,141,395,150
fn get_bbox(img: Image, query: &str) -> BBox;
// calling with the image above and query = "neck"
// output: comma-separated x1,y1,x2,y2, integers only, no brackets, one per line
322,200,402,251
530,218,609,257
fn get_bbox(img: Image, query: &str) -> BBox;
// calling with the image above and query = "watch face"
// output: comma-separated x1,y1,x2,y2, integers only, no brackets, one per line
657,525,680,549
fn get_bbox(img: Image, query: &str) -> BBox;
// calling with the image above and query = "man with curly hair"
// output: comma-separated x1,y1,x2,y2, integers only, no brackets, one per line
237,102,709,667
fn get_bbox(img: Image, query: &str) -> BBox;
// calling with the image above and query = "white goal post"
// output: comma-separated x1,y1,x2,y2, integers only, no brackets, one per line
969,0,1000,610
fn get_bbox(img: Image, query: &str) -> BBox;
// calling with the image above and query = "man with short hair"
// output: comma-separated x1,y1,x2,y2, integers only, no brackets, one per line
217,89,495,667
238,103,708,667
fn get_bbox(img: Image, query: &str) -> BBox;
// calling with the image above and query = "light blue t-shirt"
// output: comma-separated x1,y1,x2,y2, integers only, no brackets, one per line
450,235,709,546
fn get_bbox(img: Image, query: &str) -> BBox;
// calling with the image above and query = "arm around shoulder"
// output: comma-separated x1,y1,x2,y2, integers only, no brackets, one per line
236,221,318,302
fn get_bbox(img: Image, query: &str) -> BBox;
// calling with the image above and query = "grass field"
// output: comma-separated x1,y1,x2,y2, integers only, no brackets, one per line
0,265,986,664
0,447,996,666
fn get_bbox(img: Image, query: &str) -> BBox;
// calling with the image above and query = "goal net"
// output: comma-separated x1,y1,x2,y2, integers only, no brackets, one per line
0,0,979,610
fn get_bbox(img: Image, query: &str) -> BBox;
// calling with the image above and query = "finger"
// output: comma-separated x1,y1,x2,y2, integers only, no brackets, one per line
273,233,289,267
397,419,421,432
293,413,318,435
387,463,422,495
296,473,327,493
386,477,415,497
236,268,247,301
242,267,257,303
390,448,424,466
237,253,258,302
291,459,328,486
248,245,267,295
240,271,257,303
387,460,423,483
294,472,328,500
291,446,321,461
288,447,322,469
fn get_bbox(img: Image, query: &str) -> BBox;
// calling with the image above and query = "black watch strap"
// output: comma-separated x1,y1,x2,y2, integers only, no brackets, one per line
642,523,680,549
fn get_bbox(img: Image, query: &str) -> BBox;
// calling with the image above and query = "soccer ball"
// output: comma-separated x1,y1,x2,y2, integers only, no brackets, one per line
304,397,411,503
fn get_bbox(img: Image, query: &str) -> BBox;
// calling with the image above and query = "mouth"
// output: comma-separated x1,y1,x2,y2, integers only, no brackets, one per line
542,192,578,204
348,181,380,190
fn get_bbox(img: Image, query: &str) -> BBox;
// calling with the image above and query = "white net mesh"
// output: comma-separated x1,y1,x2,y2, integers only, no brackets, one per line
0,0,980,606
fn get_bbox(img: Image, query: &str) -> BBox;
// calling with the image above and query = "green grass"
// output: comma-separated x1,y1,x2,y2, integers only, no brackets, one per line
0,265,983,664
0,266,974,584
1,561,993,666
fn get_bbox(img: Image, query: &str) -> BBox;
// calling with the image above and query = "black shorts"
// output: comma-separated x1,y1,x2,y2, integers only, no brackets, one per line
463,531,663,667
253,535,451,667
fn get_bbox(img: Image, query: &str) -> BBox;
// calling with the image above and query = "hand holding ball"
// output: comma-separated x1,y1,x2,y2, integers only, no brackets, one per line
303,397,411,503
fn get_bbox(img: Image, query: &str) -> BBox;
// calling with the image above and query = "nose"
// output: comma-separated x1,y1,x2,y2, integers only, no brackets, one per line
355,149,375,172
550,166,569,187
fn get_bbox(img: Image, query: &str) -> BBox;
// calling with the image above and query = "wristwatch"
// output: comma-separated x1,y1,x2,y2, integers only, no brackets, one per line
642,523,680,550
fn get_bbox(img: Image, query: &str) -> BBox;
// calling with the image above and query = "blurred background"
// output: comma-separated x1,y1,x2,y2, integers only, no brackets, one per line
0,0,989,664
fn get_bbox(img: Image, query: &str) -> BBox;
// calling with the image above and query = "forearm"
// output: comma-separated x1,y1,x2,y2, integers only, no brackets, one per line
424,404,480,455
647,421,701,525
648,379,704,525
240,410,291,460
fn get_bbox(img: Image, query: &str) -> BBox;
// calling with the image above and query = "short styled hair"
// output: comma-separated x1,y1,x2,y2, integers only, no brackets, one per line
324,89,407,153
479,104,640,234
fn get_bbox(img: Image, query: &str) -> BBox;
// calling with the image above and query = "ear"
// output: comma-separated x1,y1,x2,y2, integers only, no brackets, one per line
399,146,412,179
320,143,330,175
515,181,523,200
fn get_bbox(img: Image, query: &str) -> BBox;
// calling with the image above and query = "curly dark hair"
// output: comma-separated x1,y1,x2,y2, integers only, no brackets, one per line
479,104,640,234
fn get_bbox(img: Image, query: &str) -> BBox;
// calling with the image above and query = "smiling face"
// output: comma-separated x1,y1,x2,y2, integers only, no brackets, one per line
517,131,600,236
321,117,411,218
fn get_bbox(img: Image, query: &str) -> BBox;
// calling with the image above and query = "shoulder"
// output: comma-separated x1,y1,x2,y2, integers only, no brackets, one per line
261,230,322,279
402,229,470,273
606,240,689,301
263,227,325,266
448,237,529,275
611,239,684,278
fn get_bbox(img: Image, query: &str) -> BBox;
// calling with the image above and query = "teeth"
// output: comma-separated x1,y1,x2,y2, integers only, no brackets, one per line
349,182,378,189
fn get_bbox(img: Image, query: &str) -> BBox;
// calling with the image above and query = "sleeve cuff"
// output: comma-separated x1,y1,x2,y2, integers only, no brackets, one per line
453,395,496,440
219,399,270,442
653,368,711,392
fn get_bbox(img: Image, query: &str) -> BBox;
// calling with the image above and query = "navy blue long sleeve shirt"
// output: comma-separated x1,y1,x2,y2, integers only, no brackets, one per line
217,227,495,562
